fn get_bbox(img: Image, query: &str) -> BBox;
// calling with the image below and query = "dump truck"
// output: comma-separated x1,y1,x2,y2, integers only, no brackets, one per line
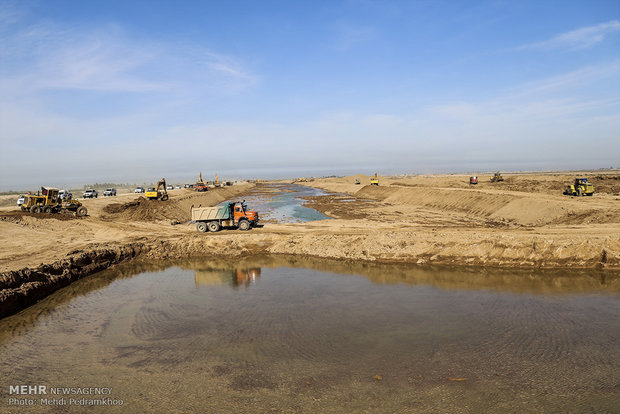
490,172,504,182
145,179,169,200
192,201,260,232
564,178,594,196
21,187,87,216
370,173,379,185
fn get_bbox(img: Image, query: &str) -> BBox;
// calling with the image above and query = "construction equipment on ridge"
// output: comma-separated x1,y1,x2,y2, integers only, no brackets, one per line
195,172,207,192
145,179,169,201
563,178,594,196
490,172,504,182
370,173,379,186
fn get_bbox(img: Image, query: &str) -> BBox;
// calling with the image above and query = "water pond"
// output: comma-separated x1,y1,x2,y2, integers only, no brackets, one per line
1,256,618,413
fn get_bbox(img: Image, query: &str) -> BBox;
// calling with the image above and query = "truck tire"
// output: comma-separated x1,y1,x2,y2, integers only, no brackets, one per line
207,221,220,232
238,219,251,231
43,206,52,213
196,222,207,232
76,206,88,217
31,205,41,214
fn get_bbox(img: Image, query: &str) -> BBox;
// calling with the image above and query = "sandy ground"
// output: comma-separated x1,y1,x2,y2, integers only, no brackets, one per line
1,172,619,273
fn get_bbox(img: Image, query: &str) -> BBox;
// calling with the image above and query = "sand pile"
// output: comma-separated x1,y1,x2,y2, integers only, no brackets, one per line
102,187,249,222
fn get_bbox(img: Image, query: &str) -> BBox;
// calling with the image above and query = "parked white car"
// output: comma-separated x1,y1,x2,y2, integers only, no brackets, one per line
103,188,117,196
17,195,25,206
59,190,72,200
134,187,145,193
83,189,98,198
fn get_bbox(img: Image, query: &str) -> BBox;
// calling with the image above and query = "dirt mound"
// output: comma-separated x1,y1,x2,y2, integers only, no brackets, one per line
101,187,250,223
102,196,190,222
0,211,78,223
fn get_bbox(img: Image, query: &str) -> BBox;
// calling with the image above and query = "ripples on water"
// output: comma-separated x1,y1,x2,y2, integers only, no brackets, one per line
0,257,618,413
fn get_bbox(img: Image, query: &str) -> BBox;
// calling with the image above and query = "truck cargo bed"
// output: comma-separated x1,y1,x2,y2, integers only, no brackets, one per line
192,205,230,221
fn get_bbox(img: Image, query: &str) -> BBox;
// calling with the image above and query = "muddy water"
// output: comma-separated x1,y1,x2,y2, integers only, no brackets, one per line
225,183,331,223
0,257,619,413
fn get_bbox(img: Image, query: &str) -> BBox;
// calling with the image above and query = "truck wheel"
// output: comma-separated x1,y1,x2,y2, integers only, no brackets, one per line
76,206,88,217
238,220,251,231
43,206,52,213
207,221,220,232
196,222,207,232
31,206,41,214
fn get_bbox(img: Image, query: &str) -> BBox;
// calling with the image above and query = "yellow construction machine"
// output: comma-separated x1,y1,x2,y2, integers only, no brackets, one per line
490,172,504,182
21,187,87,216
145,178,169,201
370,173,379,186
564,178,594,197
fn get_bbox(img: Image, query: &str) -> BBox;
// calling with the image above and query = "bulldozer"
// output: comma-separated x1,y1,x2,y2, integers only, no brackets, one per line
145,179,169,201
21,187,87,216
490,172,504,182
370,173,379,186
564,178,594,197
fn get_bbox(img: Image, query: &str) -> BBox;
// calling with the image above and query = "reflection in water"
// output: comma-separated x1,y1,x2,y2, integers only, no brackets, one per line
194,267,261,287
0,256,618,413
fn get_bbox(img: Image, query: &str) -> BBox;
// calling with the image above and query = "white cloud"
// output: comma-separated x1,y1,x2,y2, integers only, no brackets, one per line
0,21,257,97
519,20,620,51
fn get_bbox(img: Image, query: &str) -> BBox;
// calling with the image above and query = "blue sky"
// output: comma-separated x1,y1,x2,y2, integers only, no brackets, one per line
0,0,619,189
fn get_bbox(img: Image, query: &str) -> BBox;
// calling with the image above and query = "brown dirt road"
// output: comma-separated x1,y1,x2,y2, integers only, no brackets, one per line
1,172,619,318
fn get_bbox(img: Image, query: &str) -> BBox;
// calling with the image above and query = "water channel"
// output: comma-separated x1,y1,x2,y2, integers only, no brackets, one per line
222,183,332,223
1,256,618,413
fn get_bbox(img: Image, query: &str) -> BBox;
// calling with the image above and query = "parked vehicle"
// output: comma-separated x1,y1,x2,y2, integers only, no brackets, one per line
103,188,117,196
166,185,173,191
469,176,478,185
192,201,260,232
17,195,25,206
59,190,73,200
175,185,181,189
184,184,193,188
134,187,145,193
83,189,98,198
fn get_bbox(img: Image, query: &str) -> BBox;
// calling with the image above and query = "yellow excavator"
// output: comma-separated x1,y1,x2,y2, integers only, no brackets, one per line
145,178,169,201
370,173,379,186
